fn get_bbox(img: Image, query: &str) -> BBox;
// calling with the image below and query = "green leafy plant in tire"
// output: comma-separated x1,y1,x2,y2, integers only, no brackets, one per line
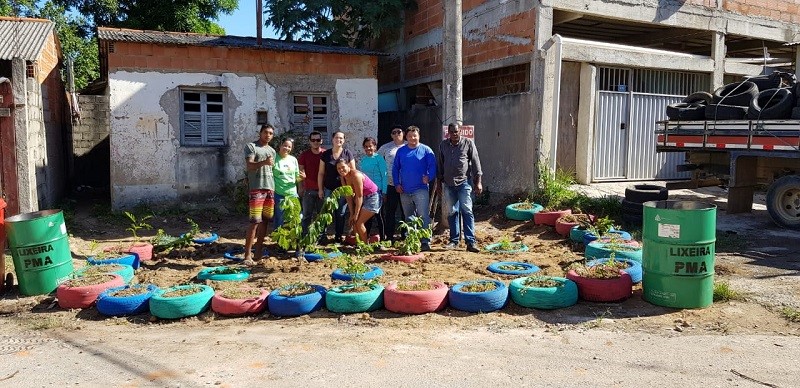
394,216,432,256
461,281,497,293
587,216,615,237
272,185,354,253
512,198,535,210
569,259,623,279
124,211,153,243
279,282,317,297
522,276,563,289
162,284,205,298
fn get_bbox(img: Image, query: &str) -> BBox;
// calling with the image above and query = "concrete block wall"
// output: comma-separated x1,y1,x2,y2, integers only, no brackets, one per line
74,95,110,157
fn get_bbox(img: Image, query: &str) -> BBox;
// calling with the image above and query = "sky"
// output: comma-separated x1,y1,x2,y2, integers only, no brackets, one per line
216,1,280,38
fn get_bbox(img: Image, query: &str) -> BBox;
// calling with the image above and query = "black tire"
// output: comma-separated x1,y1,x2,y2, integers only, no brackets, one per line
682,91,713,105
712,81,758,106
666,103,706,120
744,74,780,91
766,175,800,230
705,104,748,120
795,83,800,106
792,106,800,119
624,184,668,203
621,199,643,215
747,88,794,120
622,213,643,229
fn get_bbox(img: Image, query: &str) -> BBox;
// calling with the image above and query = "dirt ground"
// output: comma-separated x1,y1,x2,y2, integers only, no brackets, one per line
1,185,798,338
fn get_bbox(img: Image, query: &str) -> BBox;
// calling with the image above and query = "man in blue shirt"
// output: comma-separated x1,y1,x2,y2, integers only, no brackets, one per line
392,126,437,251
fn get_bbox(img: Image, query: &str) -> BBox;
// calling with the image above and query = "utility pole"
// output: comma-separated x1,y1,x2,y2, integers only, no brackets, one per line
439,0,463,231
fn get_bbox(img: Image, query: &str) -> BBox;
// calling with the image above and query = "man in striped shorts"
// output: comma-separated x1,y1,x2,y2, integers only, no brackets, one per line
244,124,277,265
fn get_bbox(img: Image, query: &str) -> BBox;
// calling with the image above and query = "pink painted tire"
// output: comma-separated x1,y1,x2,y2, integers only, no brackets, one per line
555,219,579,237
126,242,153,261
57,274,125,309
566,269,633,302
211,289,269,317
384,281,448,314
381,253,424,263
534,209,572,226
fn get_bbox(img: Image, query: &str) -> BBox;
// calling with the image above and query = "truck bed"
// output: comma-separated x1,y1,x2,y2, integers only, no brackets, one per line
656,120,800,154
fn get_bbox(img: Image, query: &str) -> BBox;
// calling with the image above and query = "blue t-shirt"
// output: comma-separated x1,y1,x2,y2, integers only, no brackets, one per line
392,144,437,193
359,154,388,193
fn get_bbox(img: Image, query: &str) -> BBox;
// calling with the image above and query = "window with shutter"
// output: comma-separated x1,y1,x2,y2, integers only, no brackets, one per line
290,93,329,137
180,90,227,147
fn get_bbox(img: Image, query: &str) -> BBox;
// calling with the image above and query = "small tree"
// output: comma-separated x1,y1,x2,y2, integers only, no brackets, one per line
271,185,354,253
394,217,432,256
124,211,152,243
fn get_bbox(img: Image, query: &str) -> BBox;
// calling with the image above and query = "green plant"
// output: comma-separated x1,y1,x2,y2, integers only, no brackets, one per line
587,216,616,237
187,218,201,237
334,254,371,279
151,229,192,253
460,281,497,293
272,185,354,252
124,211,153,243
569,259,623,279
521,276,563,288
780,307,800,322
531,165,576,211
395,216,433,256
713,281,743,302
512,198,535,210
279,282,316,297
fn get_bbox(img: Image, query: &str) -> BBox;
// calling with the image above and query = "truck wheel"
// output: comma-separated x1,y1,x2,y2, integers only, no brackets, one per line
766,175,800,230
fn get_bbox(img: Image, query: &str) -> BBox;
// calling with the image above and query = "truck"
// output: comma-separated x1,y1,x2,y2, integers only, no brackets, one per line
655,119,800,230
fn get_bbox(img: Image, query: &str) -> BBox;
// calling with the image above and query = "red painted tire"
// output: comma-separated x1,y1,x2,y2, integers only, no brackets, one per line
555,219,579,237
126,242,153,262
56,274,126,309
381,253,424,263
384,281,448,314
566,269,632,302
211,289,269,317
534,209,572,226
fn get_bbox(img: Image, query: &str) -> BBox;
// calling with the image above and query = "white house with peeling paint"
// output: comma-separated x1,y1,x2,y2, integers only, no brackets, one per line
97,28,380,209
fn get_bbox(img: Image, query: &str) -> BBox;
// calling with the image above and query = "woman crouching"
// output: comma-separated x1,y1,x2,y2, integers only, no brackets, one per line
336,158,381,244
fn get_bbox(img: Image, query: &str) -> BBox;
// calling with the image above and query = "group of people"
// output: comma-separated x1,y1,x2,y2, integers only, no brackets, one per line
242,122,483,263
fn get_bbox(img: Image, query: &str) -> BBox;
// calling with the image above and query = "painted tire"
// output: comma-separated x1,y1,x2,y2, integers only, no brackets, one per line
197,266,250,282
303,251,341,262
193,233,219,244
486,261,540,275
585,241,643,263
509,276,578,309
223,248,269,262
381,253,424,263
149,285,215,319
268,284,327,317
325,284,385,313
570,225,589,243
484,243,529,254
211,288,269,317
566,269,633,302
96,284,159,316
331,266,384,281
384,281,448,314
126,242,153,262
555,219,580,237
448,280,508,313
56,274,126,309
534,209,572,226
505,203,543,221
75,264,135,284
88,253,139,270
587,258,643,283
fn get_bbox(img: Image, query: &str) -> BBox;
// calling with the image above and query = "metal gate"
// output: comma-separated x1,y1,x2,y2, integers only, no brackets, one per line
592,68,708,181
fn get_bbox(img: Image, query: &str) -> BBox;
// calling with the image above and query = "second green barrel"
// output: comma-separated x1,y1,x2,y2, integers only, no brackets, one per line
642,201,716,308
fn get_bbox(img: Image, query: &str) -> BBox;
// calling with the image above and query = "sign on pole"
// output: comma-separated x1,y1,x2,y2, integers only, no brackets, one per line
442,125,475,140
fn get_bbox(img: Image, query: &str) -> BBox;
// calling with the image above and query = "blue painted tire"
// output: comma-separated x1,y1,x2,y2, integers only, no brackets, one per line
268,284,327,317
224,248,269,262
88,253,139,270
570,226,589,243
192,233,219,244
149,285,214,319
325,284,384,313
587,258,643,283
331,266,384,281
96,284,159,316
509,276,578,309
505,203,543,221
484,243,529,254
197,266,250,282
448,280,508,313
75,264,135,284
585,241,643,263
303,251,342,262
487,261,540,275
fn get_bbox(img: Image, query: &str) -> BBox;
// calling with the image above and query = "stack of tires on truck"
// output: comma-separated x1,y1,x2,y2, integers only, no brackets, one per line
665,72,799,121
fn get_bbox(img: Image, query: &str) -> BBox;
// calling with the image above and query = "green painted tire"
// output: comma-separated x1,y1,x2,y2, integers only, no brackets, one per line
325,284,385,313
509,276,578,310
197,266,250,282
149,285,214,319
505,203,543,221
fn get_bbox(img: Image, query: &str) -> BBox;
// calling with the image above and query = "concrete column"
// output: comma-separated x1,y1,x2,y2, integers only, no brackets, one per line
530,5,554,187
11,58,37,213
443,0,463,126
711,31,726,90
575,63,597,184
795,47,800,80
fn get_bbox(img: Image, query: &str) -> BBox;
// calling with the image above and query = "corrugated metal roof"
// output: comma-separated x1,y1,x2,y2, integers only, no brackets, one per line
0,18,54,61
97,27,384,56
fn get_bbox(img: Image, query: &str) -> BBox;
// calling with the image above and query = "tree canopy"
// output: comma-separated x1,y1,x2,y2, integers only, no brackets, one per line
265,0,416,48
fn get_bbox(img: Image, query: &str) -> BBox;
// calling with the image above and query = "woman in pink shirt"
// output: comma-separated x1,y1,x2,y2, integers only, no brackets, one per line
336,159,381,244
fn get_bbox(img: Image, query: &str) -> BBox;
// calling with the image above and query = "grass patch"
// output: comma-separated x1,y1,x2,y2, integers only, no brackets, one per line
713,281,744,302
780,307,800,322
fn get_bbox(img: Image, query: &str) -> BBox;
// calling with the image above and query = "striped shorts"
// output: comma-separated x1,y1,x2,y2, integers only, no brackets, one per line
248,189,275,223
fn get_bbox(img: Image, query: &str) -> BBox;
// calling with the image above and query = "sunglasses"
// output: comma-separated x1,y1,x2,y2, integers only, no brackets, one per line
391,130,402,134
310,138,322,142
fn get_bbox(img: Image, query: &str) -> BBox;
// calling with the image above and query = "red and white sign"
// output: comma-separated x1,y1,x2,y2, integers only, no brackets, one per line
442,125,475,140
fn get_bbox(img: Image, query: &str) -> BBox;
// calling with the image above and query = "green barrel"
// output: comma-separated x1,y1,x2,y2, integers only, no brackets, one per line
5,209,74,296
642,201,716,308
